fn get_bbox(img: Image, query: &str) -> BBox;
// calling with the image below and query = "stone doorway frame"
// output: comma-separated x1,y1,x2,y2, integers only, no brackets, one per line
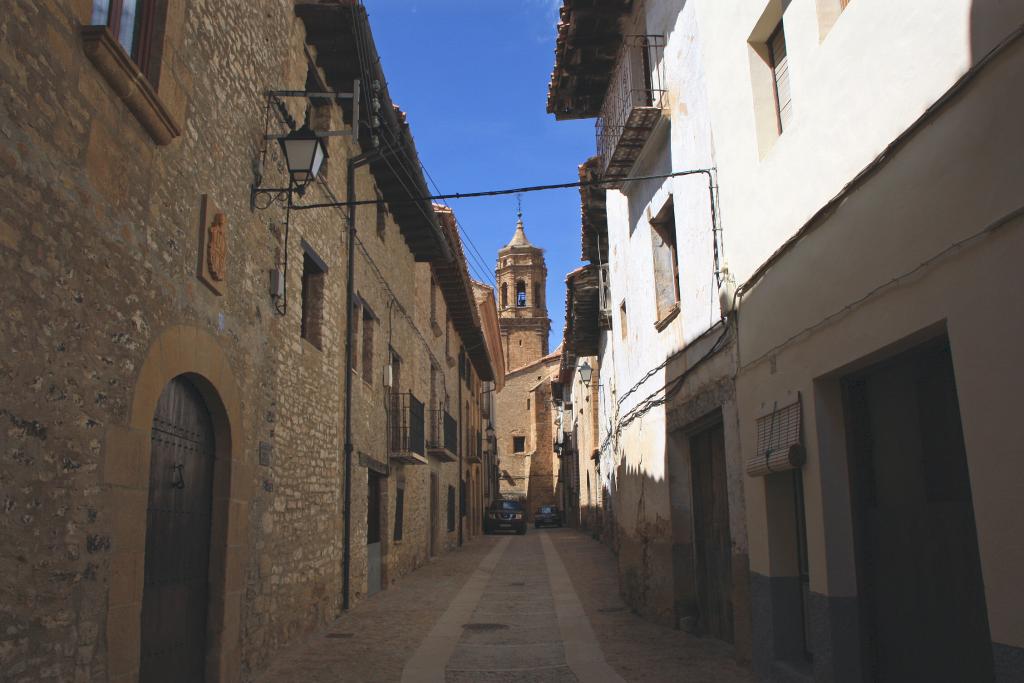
103,326,251,682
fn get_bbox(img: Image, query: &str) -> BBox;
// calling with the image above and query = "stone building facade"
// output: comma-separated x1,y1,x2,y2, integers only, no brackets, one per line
0,1,500,681
495,352,561,510
547,0,1024,681
493,215,560,512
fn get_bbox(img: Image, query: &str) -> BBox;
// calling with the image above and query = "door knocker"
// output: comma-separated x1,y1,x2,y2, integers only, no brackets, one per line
171,463,186,490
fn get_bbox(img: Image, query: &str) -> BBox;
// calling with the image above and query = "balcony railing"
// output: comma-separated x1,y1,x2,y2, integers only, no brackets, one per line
390,393,426,464
596,35,667,185
467,429,483,464
426,407,458,461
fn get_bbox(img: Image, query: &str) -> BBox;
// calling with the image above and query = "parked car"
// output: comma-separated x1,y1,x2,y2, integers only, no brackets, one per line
484,499,527,535
534,505,562,528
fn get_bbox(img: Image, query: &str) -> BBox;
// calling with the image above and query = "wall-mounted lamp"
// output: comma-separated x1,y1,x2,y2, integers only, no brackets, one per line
485,421,496,442
578,360,593,387
279,122,328,192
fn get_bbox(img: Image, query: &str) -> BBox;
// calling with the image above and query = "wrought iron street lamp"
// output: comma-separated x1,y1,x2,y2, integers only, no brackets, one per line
578,360,593,387
279,122,328,190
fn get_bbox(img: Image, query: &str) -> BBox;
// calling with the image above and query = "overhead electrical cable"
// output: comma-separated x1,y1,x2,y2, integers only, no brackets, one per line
290,168,715,211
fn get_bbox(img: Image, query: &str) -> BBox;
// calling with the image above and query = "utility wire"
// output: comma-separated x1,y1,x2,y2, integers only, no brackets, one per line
290,168,715,211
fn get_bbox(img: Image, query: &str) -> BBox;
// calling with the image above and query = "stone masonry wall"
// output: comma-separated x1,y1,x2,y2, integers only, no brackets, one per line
0,1,492,680
495,356,559,507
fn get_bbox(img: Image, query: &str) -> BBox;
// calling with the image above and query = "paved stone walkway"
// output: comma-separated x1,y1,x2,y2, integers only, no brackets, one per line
256,529,755,682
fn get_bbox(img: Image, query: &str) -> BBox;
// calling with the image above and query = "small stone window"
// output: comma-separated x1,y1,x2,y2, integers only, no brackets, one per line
361,303,376,384
768,22,792,133
650,198,681,325
447,485,456,532
376,189,386,240
83,0,180,145
513,436,526,453
430,276,438,324
90,0,160,79
393,482,405,541
516,281,527,308
300,246,327,350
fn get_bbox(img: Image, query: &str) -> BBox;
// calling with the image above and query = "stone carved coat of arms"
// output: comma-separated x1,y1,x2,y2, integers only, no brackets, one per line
207,212,227,281
197,195,227,296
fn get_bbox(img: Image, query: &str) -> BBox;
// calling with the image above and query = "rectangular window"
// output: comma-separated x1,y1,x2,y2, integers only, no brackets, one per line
447,485,456,532
444,315,451,359
430,276,438,324
376,189,386,240
768,21,792,133
300,251,326,350
361,305,375,384
513,436,526,453
619,300,628,340
650,198,680,323
393,485,405,541
351,303,361,376
389,348,402,395
91,0,158,79
367,472,381,545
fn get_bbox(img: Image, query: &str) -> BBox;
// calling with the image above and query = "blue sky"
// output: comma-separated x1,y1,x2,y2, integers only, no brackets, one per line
366,1,596,351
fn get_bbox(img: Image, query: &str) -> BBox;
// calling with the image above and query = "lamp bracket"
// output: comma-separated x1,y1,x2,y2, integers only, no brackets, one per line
264,129,355,140
267,89,356,100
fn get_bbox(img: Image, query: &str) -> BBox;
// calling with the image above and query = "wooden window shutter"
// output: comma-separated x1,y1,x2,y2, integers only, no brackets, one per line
769,22,792,132
746,393,806,476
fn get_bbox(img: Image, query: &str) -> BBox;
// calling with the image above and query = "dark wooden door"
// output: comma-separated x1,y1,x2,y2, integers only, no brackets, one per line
141,376,216,682
690,422,734,643
367,472,382,595
844,338,993,682
429,473,439,557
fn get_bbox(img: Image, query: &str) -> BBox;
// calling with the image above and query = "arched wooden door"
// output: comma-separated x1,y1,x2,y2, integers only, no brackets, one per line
140,376,216,682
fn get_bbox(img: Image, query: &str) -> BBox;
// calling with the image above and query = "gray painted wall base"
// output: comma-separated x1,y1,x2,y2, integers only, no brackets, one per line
753,572,1016,682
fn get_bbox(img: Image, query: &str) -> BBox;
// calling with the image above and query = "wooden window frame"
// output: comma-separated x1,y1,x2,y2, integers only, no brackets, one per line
768,21,791,134
92,0,159,81
375,189,386,240
650,198,681,327
393,484,405,542
300,247,327,351
361,304,376,385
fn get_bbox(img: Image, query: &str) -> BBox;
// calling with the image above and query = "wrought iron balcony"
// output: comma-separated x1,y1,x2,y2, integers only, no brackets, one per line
596,35,667,186
426,407,458,462
467,429,483,465
390,392,426,464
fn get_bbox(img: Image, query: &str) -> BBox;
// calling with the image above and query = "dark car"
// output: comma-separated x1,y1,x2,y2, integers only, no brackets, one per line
534,505,562,528
484,499,527,535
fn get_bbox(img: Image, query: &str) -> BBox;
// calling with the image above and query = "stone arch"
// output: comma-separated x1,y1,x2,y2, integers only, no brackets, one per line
103,325,250,682
516,280,527,307
501,282,508,308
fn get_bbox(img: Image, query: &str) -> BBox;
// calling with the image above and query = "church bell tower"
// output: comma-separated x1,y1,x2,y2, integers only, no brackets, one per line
495,209,551,371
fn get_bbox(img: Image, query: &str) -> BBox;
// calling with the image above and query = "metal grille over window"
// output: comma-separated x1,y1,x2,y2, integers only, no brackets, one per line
746,394,805,476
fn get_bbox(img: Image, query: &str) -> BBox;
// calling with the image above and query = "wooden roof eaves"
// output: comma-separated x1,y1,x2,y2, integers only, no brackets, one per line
295,2,451,263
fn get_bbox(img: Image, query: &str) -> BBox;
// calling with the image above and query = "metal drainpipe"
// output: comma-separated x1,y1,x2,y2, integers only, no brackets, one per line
457,355,463,547
342,152,372,611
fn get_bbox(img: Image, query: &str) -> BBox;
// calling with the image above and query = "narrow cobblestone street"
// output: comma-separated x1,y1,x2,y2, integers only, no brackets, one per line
257,529,754,682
